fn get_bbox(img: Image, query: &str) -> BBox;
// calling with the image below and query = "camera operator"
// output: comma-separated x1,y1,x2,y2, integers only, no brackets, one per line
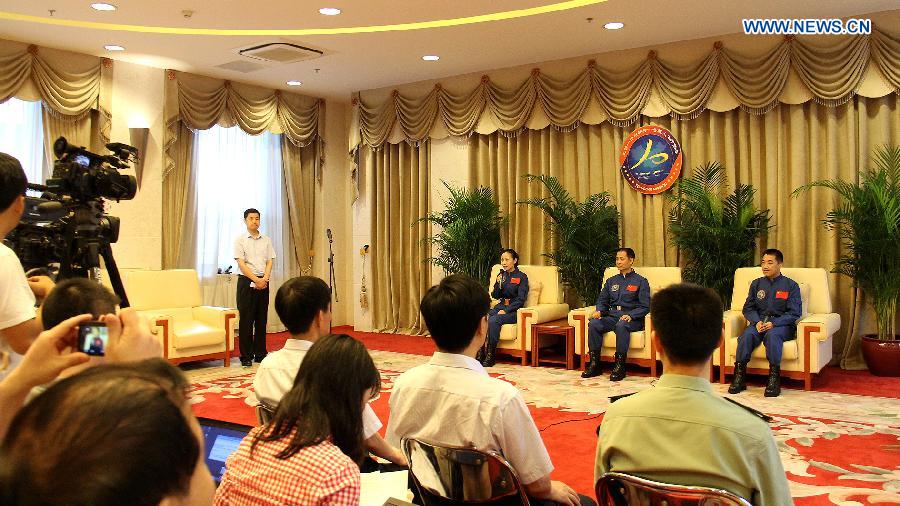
0,153,53,379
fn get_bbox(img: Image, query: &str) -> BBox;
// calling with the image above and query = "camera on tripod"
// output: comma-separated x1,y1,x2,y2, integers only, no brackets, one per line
3,137,138,306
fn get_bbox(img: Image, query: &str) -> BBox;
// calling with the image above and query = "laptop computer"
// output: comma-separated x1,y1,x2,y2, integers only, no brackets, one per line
196,417,254,485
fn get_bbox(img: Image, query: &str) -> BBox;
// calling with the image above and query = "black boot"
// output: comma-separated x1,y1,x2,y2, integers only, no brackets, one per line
728,361,748,394
482,342,497,367
609,353,627,381
764,365,781,397
581,351,602,378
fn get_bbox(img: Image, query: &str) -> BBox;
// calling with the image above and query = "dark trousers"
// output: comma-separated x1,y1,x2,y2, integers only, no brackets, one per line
735,324,794,365
487,307,519,346
587,316,644,355
236,275,269,362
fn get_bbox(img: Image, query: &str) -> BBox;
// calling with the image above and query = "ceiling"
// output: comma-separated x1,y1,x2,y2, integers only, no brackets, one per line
0,0,896,101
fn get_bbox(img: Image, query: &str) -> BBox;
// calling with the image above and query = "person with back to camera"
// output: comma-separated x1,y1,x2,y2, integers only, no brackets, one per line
481,248,529,367
216,333,381,505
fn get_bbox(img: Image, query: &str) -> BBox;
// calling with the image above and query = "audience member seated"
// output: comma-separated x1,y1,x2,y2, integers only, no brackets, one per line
216,333,380,505
253,275,405,469
386,274,594,506
594,283,792,505
0,358,216,506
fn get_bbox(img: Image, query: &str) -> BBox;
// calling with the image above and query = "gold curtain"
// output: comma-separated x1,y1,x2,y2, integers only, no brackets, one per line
161,123,195,269
281,138,317,275
357,28,898,145
369,142,430,335
470,94,899,368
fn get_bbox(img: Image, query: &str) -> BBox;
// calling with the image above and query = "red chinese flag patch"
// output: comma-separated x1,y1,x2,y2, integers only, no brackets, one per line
776,291,789,299
627,285,638,292
510,277,520,284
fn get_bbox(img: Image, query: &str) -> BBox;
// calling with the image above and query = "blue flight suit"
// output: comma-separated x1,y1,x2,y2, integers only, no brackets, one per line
487,268,529,346
736,274,802,365
588,270,650,355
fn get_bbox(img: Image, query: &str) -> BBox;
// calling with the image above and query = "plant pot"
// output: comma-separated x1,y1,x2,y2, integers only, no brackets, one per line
860,334,900,377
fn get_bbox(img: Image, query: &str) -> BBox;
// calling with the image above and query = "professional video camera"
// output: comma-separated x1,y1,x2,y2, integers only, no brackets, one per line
3,137,138,306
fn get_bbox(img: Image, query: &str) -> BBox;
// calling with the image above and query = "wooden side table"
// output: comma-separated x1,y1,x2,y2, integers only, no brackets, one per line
531,318,575,369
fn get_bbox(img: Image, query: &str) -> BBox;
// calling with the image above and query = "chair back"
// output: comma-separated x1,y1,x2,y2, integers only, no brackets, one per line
489,264,564,304
729,267,831,315
124,269,203,310
596,472,752,506
402,438,530,505
255,403,276,425
602,267,682,296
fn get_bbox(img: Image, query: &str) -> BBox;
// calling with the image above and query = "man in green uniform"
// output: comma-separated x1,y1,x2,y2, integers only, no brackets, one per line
595,283,792,505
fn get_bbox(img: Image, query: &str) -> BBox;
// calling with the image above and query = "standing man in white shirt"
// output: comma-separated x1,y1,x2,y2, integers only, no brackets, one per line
234,208,275,368
386,274,593,506
0,153,54,380
253,275,406,468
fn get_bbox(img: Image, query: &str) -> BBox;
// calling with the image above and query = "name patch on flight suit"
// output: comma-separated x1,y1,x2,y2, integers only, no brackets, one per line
626,285,638,292
775,291,789,299
510,277,521,284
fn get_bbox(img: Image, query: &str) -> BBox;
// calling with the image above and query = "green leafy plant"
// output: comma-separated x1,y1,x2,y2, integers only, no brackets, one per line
419,182,506,283
518,174,619,306
792,145,900,341
666,162,771,306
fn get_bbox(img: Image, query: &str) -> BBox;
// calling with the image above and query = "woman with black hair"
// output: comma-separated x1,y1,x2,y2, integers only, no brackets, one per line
215,333,381,505
481,248,529,367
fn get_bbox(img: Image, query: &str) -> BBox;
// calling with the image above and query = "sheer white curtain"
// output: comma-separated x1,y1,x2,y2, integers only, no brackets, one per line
187,125,291,332
0,98,44,185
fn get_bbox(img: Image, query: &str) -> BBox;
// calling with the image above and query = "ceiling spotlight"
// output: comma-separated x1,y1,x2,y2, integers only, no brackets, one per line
286,80,302,86
604,22,625,30
91,3,117,11
104,45,125,51
421,55,440,61
318,7,341,15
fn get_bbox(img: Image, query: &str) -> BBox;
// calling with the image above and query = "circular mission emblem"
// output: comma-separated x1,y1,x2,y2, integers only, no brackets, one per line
619,125,683,194
757,290,766,300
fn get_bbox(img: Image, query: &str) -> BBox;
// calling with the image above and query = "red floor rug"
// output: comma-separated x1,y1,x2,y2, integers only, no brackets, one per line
195,328,900,504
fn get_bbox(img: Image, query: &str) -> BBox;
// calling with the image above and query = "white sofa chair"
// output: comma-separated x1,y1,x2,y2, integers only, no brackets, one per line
488,264,569,366
715,267,841,390
124,269,238,367
568,267,682,376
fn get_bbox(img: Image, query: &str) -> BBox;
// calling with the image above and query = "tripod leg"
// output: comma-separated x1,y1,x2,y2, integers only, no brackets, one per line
100,244,130,308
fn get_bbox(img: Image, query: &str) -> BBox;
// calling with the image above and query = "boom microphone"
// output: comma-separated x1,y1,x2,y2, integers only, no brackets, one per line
326,228,333,241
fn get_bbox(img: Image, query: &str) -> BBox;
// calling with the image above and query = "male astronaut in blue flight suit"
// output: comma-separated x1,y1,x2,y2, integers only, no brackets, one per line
581,248,650,381
729,248,802,397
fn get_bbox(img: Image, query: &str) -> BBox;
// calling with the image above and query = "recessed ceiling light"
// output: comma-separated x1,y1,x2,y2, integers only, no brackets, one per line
286,80,302,86
91,3,117,11
421,55,440,61
604,22,625,30
104,45,125,51
318,7,341,16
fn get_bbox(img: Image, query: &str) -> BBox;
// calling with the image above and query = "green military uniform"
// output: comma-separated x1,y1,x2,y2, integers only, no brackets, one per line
595,374,793,505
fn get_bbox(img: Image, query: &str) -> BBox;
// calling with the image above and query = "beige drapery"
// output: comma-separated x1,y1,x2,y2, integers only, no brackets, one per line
356,28,899,146
0,42,113,166
369,142,431,335
470,94,899,369
162,71,322,269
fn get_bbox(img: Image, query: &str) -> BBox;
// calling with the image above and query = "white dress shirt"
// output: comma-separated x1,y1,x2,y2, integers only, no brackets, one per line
253,339,382,439
0,243,36,379
234,232,276,277
385,352,554,485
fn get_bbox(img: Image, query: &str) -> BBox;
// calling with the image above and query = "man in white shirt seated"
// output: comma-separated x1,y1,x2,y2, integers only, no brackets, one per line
386,274,594,506
253,275,406,469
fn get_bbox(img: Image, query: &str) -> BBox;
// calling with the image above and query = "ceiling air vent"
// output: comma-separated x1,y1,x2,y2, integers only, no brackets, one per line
238,42,323,64
215,60,268,73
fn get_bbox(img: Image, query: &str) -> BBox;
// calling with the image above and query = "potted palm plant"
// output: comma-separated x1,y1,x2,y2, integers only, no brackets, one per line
793,145,900,376
419,182,506,284
666,162,771,306
518,174,620,306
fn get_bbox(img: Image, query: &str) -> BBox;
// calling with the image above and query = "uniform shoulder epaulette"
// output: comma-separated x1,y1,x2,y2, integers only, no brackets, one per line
723,396,773,423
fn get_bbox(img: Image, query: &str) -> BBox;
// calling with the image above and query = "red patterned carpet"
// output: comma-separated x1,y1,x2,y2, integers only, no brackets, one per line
189,327,900,504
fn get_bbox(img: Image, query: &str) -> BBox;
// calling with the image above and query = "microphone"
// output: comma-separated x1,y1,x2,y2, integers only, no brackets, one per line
326,228,333,241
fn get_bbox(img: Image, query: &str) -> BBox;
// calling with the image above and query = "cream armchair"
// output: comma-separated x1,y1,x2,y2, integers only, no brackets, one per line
716,267,840,390
123,269,238,367
568,267,682,376
488,265,569,366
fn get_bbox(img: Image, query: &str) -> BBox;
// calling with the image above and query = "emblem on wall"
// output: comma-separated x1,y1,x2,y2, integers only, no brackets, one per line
619,125,683,195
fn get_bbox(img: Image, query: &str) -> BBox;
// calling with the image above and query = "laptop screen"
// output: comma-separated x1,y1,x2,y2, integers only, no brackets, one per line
196,417,253,485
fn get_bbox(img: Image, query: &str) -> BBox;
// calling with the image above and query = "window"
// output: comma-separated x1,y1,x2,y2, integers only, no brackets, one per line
190,125,290,282
0,98,44,185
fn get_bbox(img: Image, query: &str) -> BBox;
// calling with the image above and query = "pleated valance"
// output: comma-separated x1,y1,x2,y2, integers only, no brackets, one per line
353,27,899,147
0,42,112,146
164,70,322,180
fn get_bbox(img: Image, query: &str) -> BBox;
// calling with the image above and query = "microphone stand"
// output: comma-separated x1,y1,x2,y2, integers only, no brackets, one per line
328,232,339,303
